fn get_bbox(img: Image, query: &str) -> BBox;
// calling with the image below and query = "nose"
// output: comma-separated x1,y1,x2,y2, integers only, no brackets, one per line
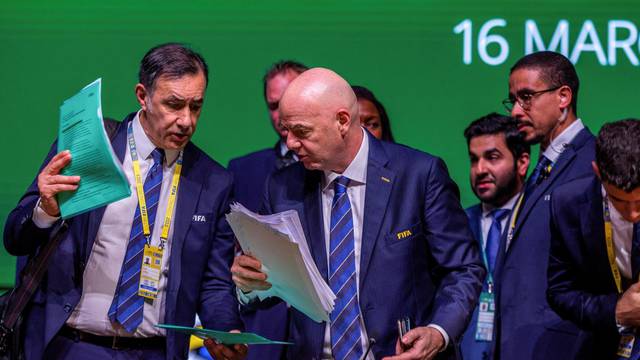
511,102,526,119
176,107,193,130
285,132,300,151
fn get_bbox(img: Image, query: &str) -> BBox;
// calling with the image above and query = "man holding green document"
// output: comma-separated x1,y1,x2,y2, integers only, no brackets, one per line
3,43,247,360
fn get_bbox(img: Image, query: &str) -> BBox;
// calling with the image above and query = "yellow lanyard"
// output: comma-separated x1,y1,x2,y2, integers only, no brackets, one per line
506,192,525,244
603,197,623,294
127,122,183,247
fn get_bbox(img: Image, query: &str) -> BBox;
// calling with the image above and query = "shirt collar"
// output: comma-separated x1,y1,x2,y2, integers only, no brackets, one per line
322,128,369,191
542,118,584,163
482,192,521,218
132,110,180,165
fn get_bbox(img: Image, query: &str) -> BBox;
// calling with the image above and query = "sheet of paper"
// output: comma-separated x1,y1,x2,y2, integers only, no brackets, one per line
56,78,130,219
226,203,335,323
155,324,293,345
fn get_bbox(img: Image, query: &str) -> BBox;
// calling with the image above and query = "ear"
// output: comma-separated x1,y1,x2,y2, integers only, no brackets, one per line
558,85,573,111
517,152,530,178
336,109,352,136
135,83,149,111
592,161,601,179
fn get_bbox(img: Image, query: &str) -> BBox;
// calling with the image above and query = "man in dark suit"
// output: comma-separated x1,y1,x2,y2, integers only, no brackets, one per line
230,67,485,359
228,60,308,211
227,60,307,360
493,51,596,359
3,43,245,360
460,114,529,360
548,119,640,359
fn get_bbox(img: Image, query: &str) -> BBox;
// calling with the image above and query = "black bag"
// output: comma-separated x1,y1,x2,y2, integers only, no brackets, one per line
0,288,23,360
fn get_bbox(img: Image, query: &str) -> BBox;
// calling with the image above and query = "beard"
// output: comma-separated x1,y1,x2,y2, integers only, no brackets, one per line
473,166,520,207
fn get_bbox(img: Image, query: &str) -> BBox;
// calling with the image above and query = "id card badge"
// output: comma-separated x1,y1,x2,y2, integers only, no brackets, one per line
475,291,495,341
616,332,640,360
138,244,163,300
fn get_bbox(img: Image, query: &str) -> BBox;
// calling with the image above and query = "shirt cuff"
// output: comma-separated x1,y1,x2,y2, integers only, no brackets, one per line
32,198,60,229
426,323,450,350
236,287,259,306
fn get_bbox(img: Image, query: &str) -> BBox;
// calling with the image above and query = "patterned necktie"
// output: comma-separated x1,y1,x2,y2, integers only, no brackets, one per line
524,155,553,200
329,176,363,360
276,149,297,170
486,208,510,274
529,155,553,187
108,148,164,333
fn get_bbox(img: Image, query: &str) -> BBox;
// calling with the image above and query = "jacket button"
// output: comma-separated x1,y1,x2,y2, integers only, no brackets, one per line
63,304,72,313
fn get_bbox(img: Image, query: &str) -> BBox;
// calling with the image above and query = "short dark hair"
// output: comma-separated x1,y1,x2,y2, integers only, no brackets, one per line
139,43,208,92
352,85,395,142
596,119,640,192
464,112,530,160
262,60,308,100
511,51,580,115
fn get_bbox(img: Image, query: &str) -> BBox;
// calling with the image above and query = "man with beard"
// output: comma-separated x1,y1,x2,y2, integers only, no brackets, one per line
494,51,596,359
460,113,530,360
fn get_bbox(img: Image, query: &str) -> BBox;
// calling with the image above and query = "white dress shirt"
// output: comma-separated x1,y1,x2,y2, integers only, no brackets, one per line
603,186,635,279
33,111,180,337
542,118,585,163
480,194,520,251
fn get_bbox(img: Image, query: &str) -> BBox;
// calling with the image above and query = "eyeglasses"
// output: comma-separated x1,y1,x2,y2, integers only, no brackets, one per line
502,86,562,112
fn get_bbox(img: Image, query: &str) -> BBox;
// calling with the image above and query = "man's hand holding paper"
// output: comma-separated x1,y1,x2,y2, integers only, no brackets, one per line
231,254,272,293
36,150,80,217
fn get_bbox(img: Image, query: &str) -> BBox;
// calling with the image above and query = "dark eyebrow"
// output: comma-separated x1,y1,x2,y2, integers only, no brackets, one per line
482,148,500,156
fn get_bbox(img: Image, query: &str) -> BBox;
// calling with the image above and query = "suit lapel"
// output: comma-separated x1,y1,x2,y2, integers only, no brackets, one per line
359,136,394,288
303,170,329,282
167,144,202,294
510,127,592,242
84,113,132,261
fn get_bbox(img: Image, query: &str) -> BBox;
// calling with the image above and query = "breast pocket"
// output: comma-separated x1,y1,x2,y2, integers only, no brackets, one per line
385,222,423,246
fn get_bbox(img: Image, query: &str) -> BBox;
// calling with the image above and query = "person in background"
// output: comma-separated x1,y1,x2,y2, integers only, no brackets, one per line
548,119,640,359
352,85,395,142
460,113,530,360
493,50,596,360
227,60,308,360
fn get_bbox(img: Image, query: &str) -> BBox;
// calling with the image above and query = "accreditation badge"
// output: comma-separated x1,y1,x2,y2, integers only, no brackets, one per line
475,291,495,341
138,244,163,300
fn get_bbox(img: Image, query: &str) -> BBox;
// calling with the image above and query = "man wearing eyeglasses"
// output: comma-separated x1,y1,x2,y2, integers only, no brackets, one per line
493,51,596,360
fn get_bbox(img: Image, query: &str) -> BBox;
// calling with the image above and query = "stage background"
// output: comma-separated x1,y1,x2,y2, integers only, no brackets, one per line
1,0,638,286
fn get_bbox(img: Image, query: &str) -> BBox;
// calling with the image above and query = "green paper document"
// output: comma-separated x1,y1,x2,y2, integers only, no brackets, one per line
57,78,130,219
155,324,293,345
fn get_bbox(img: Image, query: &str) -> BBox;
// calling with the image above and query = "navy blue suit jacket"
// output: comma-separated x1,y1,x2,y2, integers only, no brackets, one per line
228,144,288,360
258,133,485,359
3,113,242,359
547,175,630,359
460,204,493,360
493,127,596,360
228,145,279,213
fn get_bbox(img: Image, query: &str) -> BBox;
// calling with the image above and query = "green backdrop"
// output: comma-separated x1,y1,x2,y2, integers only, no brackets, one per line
1,0,638,286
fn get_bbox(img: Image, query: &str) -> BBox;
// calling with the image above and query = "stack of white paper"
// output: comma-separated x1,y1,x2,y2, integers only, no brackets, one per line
226,203,336,323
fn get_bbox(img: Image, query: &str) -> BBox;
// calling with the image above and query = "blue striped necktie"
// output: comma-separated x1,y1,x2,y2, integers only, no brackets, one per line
329,176,364,360
108,148,164,333
486,208,510,274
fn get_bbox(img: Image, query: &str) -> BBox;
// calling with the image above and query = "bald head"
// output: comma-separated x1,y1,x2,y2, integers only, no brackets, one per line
280,68,359,125
278,68,364,173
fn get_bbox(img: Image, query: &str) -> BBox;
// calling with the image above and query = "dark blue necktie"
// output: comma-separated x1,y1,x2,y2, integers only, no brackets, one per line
486,208,510,274
329,176,363,360
529,155,553,186
524,155,553,200
108,148,164,333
